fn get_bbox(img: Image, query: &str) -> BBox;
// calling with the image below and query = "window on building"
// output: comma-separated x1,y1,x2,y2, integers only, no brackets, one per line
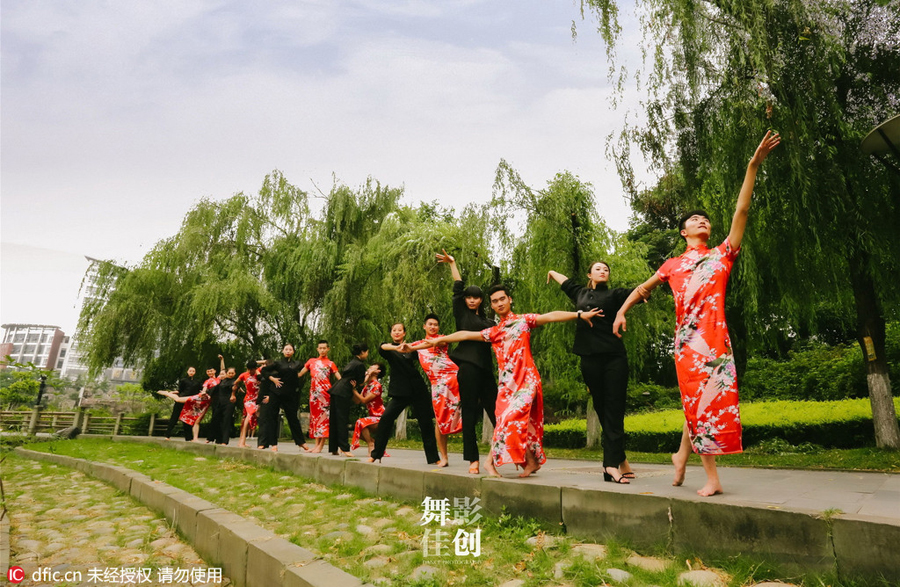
12,345,22,354
57,359,64,369
26,334,39,343
14,334,25,343
24,345,36,354
60,349,67,357
40,334,49,343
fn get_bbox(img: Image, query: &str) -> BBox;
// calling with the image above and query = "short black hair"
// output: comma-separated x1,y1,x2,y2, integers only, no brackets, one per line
678,210,710,232
423,313,440,325
488,284,511,298
390,322,405,332
372,362,386,379
317,339,329,346
246,359,257,370
351,342,369,356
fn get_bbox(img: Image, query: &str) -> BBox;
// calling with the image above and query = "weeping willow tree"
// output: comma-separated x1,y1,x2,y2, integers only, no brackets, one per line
78,171,497,391
490,162,673,419
583,0,900,447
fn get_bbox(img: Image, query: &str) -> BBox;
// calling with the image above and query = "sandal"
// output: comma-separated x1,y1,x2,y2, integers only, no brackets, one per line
603,466,630,484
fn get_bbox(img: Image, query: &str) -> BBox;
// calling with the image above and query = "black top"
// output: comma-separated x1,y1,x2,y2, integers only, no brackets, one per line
329,357,367,398
212,377,237,406
271,358,302,395
560,278,633,356
178,377,202,397
256,364,278,404
448,280,495,370
378,343,429,398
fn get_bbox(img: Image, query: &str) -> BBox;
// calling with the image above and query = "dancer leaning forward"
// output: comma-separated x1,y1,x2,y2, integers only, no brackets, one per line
614,131,780,496
426,285,600,478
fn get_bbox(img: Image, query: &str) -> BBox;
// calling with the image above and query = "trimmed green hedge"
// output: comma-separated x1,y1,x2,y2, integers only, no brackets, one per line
543,398,900,452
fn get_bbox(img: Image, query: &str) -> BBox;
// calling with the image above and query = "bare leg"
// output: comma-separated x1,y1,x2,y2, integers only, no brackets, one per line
361,427,375,456
619,458,634,478
484,458,501,478
697,454,723,496
191,423,200,442
672,422,691,486
435,428,449,467
238,418,250,448
518,449,540,478
311,438,325,453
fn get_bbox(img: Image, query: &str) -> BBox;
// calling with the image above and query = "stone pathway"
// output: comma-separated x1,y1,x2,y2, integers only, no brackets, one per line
4,455,230,587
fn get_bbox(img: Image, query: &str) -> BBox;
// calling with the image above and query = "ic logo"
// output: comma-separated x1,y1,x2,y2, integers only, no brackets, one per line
7,566,25,583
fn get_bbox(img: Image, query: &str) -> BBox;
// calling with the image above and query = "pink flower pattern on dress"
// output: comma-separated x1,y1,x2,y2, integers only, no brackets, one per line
305,357,337,439
657,238,743,455
413,335,462,435
351,379,385,450
179,377,217,426
481,313,546,467
238,370,259,431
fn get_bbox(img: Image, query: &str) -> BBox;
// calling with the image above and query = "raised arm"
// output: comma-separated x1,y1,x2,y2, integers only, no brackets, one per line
217,354,225,377
436,249,462,281
546,270,569,286
729,131,781,250
534,308,601,327
612,274,663,337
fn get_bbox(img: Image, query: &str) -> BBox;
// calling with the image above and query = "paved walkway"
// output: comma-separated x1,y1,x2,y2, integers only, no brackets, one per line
244,441,900,522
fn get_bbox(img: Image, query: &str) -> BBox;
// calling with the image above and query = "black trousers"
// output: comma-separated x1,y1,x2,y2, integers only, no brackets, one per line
580,353,629,466
371,392,439,463
261,392,307,447
166,402,193,440
328,394,352,453
209,400,235,444
457,361,497,462
256,395,276,448
206,401,220,442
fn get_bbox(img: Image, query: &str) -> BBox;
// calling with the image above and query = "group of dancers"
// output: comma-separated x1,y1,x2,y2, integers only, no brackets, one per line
158,132,780,496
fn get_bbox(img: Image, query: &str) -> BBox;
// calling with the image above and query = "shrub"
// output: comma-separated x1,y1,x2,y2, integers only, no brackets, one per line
543,398,900,452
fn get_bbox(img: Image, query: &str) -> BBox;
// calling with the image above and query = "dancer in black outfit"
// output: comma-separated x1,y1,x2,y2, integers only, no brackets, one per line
548,262,636,483
435,250,497,474
370,323,440,464
209,366,238,445
266,344,310,451
328,343,369,456
256,358,279,450
166,367,201,440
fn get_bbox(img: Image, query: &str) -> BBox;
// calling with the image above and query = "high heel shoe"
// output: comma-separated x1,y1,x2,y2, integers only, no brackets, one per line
603,466,630,484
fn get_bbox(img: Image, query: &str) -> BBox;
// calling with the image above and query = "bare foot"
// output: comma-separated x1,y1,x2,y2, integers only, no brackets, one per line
368,457,381,463
310,447,322,453
484,460,501,478
437,460,449,468
671,452,687,486
271,446,278,452
468,462,480,475
339,450,353,457
298,444,310,452
697,482,723,497
518,461,540,478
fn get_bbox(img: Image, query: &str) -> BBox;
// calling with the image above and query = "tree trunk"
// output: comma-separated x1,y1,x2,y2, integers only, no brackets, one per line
394,408,407,440
849,250,900,449
481,412,494,445
586,397,600,448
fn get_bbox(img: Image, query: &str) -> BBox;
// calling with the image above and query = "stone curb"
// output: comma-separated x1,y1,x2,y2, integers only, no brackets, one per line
12,448,370,587
0,502,10,576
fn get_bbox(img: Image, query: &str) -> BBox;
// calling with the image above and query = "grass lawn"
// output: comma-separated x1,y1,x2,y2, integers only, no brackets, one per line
12,438,886,586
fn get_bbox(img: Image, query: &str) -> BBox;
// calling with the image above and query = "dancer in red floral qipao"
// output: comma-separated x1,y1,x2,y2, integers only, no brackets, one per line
232,359,261,448
614,131,780,496
350,363,386,455
298,340,341,453
158,355,225,442
428,286,600,478
402,314,463,466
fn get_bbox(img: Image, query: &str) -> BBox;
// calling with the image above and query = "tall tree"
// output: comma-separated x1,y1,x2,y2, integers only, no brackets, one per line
584,0,900,446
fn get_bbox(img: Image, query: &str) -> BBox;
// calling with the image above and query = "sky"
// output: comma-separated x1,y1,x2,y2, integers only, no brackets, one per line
1,0,647,334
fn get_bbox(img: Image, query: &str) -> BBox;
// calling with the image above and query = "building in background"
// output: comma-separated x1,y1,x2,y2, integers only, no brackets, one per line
0,324,66,370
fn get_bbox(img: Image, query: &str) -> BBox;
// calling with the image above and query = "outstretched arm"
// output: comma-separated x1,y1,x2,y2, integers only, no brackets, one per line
428,330,484,346
534,308,601,327
546,270,569,285
298,367,309,378
613,274,663,337
436,249,462,281
729,131,781,250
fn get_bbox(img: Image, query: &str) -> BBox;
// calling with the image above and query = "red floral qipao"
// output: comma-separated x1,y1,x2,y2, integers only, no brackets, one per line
179,377,217,426
657,239,743,455
481,313,546,467
351,379,385,450
305,357,337,439
413,335,462,435
237,370,259,431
